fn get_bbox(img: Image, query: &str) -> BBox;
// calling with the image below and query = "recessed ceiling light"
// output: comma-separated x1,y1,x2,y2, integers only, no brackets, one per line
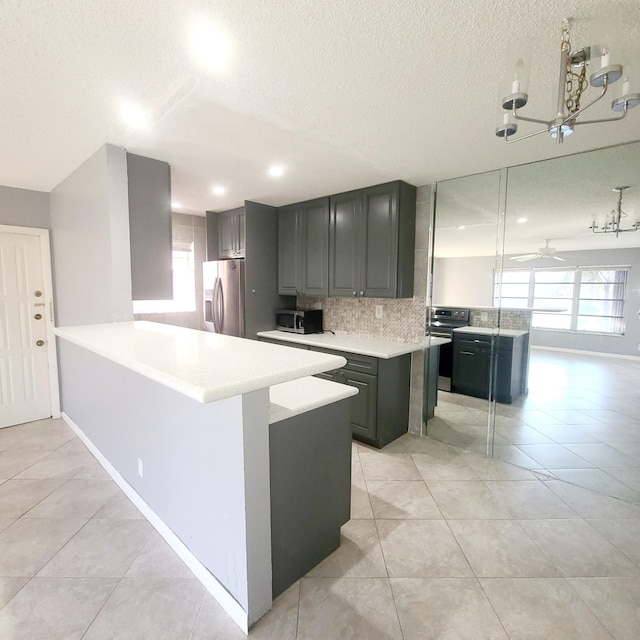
190,22,231,71
458,225,466,230
212,186,226,195
119,101,149,129
517,217,528,223
268,165,285,178
171,201,182,209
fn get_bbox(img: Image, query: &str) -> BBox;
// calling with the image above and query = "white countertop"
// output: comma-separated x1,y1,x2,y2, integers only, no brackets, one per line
454,326,529,338
54,322,347,404
424,336,451,348
257,331,423,359
269,376,358,424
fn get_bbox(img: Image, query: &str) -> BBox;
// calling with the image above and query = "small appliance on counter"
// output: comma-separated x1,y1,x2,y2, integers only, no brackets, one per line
275,309,323,334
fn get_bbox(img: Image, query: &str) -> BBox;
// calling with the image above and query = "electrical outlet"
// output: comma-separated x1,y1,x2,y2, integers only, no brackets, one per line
375,305,383,319
137,458,144,478
481,312,488,321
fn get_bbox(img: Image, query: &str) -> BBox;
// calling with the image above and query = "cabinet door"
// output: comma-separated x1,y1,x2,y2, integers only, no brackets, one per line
218,212,237,259
338,369,377,443
452,341,491,398
278,204,300,295
301,198,329,296
235,212,245,257
329,191,361,297
361,182,399,298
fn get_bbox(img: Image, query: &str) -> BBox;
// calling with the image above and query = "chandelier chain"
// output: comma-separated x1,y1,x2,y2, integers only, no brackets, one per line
566,65,588,114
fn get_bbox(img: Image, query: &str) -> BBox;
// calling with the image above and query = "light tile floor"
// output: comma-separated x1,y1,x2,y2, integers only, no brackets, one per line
427,348,640,503
1,418,640,638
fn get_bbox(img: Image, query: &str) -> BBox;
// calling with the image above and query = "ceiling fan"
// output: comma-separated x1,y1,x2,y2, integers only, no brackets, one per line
509,239,566,262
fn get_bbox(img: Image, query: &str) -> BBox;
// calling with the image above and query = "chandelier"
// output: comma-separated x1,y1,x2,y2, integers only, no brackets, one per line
590,186,639,237
496,18,639,144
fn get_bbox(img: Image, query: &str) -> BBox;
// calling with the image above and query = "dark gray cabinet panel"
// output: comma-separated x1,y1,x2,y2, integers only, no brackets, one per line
339,369,377,442
277,204,299,295
302,199,329,295
262,338,410,448
127,153,173,301
361,183,399,297
452,332,527,404
329,191,361,297
270,398,351,597
216,209,245,259
329,181,416,299
278,198,329,296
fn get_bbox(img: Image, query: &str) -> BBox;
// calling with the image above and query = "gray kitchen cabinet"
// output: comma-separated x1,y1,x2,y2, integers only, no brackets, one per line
127,152,173,301
278,197,329,296
452,332,527,404
260,336,411,448
329,180,416,298
313,347,409,448
215,208,245,259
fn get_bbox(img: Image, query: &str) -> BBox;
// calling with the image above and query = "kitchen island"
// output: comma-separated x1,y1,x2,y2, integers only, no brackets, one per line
54,321,354,634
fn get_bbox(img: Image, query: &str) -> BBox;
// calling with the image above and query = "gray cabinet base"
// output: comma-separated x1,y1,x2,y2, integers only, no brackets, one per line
269,398,352,598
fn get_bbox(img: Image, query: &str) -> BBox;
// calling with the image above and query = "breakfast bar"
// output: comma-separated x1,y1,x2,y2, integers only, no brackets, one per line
53,321,354,634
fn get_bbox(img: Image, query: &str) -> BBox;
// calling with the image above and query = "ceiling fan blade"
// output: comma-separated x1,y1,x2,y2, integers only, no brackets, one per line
551,255,566,261
510,253,539,261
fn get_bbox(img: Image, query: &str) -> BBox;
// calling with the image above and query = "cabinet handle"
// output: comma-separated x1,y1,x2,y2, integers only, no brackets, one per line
360,291,364,296
460,350,474,355
353,291,357,296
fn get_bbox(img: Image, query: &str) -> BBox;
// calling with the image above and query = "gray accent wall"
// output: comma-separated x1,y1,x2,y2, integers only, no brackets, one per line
49,144,133,326
58,339,272,620
0,185,49,229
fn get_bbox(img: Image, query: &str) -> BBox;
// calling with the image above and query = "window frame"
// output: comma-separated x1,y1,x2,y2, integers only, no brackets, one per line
494,265,629,336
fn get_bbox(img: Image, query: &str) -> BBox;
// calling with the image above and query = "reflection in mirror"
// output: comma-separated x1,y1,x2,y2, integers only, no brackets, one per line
497,141,640,503
424,169,503,456
426,141,640,503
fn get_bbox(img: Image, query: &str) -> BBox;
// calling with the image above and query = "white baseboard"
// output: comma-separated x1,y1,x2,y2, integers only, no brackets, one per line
62,411,249,635
531,345,640,361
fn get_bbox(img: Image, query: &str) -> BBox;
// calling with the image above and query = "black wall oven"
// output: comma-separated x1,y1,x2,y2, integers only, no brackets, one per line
427,307,470,391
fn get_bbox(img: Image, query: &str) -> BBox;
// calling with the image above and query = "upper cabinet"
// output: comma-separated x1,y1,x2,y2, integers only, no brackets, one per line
278,197,330,296
216,208,245,259
206,207,245,260
329,180,416,298
127,152,173,301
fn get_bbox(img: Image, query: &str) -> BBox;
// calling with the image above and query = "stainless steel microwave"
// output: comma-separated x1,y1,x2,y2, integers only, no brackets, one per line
275,309,323,334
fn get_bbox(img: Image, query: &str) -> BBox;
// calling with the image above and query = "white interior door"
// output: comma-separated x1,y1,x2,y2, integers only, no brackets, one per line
0,230,53,427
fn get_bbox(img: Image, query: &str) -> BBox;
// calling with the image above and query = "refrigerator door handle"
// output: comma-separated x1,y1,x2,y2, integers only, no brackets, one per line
218,278,225,333
213,277,222,333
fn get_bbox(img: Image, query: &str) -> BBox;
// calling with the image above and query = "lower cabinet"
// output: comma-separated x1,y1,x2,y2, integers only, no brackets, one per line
451,333,527,404
259,338,410,448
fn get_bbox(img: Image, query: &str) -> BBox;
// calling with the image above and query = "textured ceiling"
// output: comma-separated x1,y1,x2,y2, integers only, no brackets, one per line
2,0,640,232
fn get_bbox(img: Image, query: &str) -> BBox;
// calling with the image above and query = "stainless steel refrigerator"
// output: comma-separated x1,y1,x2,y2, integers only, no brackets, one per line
203,260,245,337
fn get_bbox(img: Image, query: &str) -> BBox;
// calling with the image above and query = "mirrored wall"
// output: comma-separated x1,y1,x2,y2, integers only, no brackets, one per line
425,141,640,502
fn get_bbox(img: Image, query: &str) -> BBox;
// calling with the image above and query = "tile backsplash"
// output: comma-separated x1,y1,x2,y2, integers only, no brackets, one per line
469,308,532,331
297,295,426,344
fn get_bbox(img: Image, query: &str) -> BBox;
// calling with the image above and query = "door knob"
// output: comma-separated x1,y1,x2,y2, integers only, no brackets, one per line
36,340,45,346
34,290,43,297
34,313,42,320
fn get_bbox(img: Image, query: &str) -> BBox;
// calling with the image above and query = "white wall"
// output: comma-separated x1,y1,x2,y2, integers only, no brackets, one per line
432,248,640,356
432,255,496,307
49,144,132,326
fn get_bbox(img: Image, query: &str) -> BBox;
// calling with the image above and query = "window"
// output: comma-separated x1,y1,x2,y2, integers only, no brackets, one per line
493,266,629,335
132,240,196,314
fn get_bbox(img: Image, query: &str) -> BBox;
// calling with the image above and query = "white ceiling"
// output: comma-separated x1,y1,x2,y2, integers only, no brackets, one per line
2,0,640,220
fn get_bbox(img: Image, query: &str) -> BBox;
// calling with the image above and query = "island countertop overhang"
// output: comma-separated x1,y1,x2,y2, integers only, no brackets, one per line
54,321,347,404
